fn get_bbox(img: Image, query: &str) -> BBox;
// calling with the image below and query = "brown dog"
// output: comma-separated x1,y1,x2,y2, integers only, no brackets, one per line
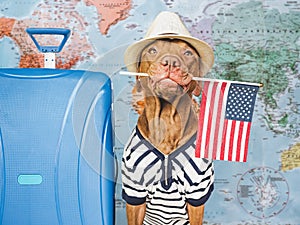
122,11,214,225
136,39,203,155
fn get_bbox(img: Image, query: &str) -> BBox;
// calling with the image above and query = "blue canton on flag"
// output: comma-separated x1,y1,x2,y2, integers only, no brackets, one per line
225,84,259,122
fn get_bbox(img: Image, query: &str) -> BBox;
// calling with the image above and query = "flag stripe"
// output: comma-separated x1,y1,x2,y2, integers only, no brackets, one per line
216,83,230,160
232,121,241,161
236,121,244,161
202,82,211,158
240,122,249,162
211,82,225,159
196,82,209,158
204,82,215,158
228,120,236,161
243,123,252,162
223,119,232,161
219,119,228,161
206,82,220,159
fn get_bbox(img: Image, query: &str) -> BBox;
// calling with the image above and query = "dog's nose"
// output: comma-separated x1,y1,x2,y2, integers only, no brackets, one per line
161,55,181,68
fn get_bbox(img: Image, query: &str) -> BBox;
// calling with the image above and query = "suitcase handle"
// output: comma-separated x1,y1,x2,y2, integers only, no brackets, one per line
26,28,71,53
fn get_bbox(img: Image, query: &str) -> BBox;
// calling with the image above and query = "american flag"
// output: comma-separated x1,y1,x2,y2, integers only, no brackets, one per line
195,80,259,162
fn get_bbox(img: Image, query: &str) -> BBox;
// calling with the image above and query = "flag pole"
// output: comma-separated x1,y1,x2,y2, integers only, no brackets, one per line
192,77,263,87
119,71,149,77
119,71,263,87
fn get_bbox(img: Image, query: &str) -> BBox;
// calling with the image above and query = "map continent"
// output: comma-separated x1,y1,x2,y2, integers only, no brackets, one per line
281,142,300,172
0,0,132,68
84,0,131,35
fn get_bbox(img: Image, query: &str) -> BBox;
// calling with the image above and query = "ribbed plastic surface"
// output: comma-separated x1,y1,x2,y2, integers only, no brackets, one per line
0,68,114,225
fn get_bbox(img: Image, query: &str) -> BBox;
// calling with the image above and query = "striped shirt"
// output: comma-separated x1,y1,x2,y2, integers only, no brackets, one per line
122,127,214,225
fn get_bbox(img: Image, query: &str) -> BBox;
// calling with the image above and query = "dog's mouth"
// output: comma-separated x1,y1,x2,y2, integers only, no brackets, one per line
153,77,190,91
155,78,180,95
148,75,193,101
147,64,193,94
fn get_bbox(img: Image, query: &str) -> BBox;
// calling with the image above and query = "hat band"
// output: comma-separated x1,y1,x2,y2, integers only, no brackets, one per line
158,32,179,36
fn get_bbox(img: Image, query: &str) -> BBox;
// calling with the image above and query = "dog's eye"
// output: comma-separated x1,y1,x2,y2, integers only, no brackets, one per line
184,50,193,56
148,47,157,55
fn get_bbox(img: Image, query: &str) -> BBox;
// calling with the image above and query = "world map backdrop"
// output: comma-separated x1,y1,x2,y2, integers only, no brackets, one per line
1,0,300,224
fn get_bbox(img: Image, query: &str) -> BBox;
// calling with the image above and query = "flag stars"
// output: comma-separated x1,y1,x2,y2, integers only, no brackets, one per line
225,84,258,122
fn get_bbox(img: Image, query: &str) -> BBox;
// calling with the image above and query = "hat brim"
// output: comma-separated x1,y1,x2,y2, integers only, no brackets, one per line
124,34,214,76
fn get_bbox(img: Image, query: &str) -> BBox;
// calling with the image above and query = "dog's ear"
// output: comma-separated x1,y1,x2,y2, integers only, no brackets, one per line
190,58,204,96
198,59,208,78
192,81,202,96
132,79,145,115
135,76,143,92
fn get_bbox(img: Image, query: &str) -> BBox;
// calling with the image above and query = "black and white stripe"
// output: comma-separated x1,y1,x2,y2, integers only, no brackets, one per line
122,127,214,225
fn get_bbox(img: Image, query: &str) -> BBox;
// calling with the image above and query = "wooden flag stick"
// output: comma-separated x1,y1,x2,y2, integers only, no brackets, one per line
192,77,264,87
119,71,263,87
119,71,149,77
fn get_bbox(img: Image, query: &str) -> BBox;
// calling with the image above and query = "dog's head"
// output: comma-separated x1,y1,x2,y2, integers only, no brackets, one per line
136,39,204,102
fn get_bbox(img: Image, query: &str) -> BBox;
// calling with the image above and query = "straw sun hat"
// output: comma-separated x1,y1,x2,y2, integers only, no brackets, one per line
124,11,214,76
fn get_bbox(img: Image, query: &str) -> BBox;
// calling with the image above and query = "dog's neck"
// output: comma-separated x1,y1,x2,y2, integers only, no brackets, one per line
137,93,198,155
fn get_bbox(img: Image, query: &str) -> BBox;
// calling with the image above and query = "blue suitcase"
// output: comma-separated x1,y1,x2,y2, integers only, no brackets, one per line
0,29,114,225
